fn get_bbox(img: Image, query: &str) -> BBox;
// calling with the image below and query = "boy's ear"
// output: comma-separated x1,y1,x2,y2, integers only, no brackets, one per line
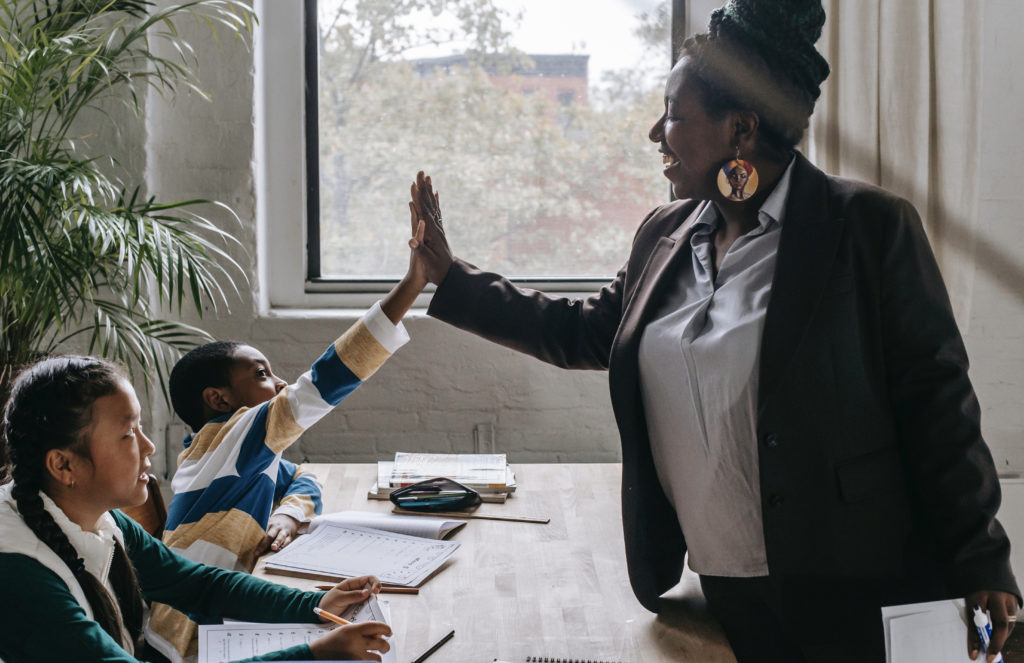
44,448,78,487
202,386,233,414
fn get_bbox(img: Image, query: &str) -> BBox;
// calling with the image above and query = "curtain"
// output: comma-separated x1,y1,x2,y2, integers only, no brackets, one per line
808,0,981,328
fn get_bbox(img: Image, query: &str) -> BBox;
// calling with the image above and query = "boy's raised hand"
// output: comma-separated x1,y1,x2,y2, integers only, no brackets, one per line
309,621,392,661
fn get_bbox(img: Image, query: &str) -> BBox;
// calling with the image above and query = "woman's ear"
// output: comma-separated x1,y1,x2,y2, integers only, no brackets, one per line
202,386,233,414
44,448,78,487
732,110,760,153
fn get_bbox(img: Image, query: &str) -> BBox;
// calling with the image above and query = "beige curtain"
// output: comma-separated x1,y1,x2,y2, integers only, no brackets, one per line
808,0,981,328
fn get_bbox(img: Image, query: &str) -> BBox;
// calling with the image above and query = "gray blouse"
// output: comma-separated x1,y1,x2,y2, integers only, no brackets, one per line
637,159,794,577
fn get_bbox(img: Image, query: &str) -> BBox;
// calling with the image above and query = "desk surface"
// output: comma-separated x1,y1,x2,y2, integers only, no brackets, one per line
253,463,735,663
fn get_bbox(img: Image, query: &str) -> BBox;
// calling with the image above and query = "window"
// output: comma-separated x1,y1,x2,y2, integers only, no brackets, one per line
259,1,686,306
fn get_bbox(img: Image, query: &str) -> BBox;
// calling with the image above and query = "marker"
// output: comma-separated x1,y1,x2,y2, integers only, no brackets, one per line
313,606,351,626
410,628,454,663
973,605,1004,662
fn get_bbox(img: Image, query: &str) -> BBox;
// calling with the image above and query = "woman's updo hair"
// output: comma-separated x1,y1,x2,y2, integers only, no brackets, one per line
683,0,830,153
2,356,143,649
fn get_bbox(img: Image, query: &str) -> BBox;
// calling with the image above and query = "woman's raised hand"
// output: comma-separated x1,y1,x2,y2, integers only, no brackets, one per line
308,621,392,661
408,170,454,284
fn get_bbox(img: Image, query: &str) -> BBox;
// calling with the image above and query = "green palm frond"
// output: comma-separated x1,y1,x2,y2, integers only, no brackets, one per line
0,0,255,399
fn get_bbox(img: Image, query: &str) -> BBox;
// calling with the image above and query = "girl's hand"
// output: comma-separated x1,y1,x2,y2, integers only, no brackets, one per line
409,170,454,285
309,621,392,661
318,575,382,614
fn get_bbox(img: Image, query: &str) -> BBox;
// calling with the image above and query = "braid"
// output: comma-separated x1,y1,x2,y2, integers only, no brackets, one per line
3,356,143,649
10,457,128,645
110,540,144,645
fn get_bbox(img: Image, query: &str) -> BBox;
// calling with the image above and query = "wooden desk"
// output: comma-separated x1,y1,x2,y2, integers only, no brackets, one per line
253,463,736,663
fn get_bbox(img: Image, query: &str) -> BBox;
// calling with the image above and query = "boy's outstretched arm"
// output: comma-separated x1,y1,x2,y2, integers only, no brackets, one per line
380,203,429,324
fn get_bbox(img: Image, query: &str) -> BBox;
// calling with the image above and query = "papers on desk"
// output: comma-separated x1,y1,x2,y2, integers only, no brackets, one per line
264,522,460,586
882,598,975,662
308,510,466,539
369,455,517,499
198,597,395,663
392,452,510,488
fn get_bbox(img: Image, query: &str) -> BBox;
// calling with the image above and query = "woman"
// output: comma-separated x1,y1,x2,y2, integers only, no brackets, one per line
0,356,391,662
408,0,1019,661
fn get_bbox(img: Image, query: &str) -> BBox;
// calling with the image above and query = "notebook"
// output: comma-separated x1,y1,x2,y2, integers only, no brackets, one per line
264,522,460,586
493,658,625,662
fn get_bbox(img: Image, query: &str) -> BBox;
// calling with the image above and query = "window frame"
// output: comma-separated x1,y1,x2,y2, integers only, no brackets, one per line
258,0,687,309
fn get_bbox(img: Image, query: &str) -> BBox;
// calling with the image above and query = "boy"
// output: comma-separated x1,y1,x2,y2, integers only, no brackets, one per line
146,217,427,662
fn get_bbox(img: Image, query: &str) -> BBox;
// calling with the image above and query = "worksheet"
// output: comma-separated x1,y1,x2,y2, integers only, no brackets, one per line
264,522,460,586
198,599,395,663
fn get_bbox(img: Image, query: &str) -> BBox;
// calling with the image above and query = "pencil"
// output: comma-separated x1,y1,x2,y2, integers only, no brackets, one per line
314,584,419,595
410,628,455,663
313,606,351,626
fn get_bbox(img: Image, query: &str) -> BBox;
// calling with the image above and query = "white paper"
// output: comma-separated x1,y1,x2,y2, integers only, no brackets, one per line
882,598,974,663
308,510,466,539
198,622,331,663
198,599,395,663
264,522,460,586
391,452,508,486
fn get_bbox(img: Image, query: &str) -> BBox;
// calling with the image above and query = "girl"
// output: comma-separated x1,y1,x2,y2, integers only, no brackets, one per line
0,355,391,662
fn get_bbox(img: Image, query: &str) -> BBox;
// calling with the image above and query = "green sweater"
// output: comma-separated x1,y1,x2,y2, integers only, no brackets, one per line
0,510,326,662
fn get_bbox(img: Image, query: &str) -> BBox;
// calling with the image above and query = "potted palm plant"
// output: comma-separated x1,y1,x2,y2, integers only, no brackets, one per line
0,0,254,475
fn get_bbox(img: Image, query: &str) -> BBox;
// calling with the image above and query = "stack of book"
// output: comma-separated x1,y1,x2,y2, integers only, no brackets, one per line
368,452,517,503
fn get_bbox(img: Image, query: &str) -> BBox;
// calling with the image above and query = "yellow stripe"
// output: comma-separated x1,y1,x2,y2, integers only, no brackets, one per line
278,493,317,519
265,392,304,454
148,603,198,658
162,508,268,572
334,319,390,381
176,412,247,465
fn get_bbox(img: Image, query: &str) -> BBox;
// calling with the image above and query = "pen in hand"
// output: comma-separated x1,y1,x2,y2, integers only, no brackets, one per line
973,605,1004,663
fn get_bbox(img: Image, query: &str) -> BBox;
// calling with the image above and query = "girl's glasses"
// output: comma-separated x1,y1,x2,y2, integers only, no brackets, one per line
389,477,482,512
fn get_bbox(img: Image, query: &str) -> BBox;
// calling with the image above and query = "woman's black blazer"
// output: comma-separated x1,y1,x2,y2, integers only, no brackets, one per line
427,151,1019,612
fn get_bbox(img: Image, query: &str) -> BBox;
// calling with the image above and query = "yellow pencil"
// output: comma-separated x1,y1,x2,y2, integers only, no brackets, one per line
313,606,351,626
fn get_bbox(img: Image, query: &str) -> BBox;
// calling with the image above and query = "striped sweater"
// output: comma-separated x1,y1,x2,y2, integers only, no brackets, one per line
147,302,408,662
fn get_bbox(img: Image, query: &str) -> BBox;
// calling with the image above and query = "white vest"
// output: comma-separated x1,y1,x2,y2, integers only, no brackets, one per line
0,482,134,654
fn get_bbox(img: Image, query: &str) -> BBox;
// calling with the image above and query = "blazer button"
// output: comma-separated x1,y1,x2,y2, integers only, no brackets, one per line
764,433,778,448
769,493,784,507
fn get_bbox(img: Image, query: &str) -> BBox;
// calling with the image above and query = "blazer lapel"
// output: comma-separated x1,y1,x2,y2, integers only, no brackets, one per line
758,152,846,410
617,200,708,353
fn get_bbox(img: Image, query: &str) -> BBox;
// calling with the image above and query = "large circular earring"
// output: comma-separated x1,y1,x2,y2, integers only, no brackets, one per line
717,147,758,201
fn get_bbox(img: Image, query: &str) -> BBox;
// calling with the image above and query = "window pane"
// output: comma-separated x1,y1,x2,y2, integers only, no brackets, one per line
316,0,669,279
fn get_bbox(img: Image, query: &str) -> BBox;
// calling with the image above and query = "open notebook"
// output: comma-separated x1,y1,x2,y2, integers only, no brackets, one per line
264,521,460,586
305,510,466,539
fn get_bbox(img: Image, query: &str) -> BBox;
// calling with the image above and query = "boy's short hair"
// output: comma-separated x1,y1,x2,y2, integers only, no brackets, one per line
170,341,243,431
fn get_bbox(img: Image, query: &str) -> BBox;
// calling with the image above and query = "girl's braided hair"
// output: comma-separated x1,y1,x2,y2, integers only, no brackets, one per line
2,356,144,647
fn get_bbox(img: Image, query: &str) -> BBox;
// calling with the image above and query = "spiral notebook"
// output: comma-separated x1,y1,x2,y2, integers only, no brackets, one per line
493,657,625,662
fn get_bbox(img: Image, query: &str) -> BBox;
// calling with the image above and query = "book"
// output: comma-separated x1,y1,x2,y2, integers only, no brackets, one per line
391,452,512,490
306,510,466,539
264,522,460,586
369,459,517,498
367,479,509,503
